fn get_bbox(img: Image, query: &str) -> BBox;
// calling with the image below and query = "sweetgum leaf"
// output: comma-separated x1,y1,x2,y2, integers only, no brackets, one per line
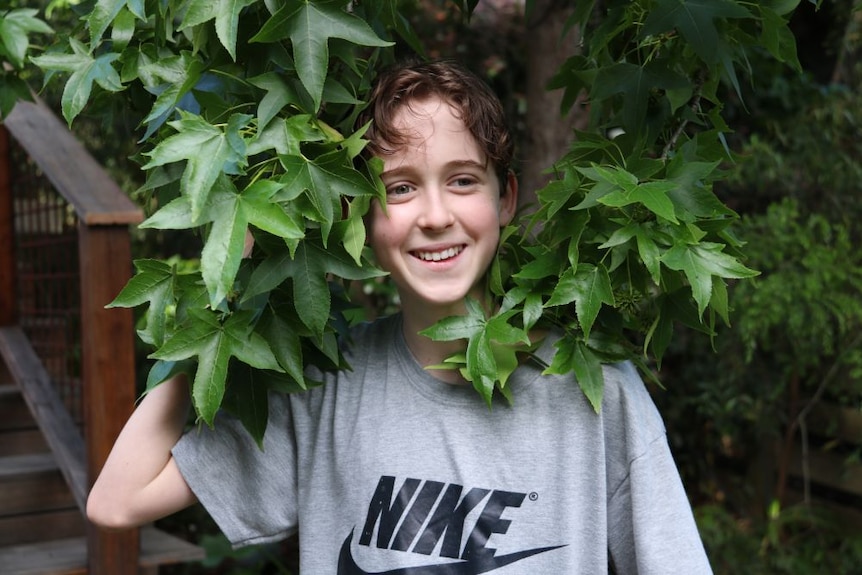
545,337,603,413
261,238,384,336
547,264,615,338
143,112,250,221
139,54,206,134
223,362,270,448
641,0,751,64
88,0,127,48
151,309,281,425
599,180,679,224
107,259,174,346
181,0,257,60
662,241,759,316
251,0,392,110
0,8,53,68
249,72,305,128
591,62,688,132
276,152,378,242
31,38,122,124
467,331,496,407
259,309,307,388
200,186,247,307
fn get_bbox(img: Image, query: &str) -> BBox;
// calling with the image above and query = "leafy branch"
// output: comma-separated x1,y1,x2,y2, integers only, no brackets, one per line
20,0,809,439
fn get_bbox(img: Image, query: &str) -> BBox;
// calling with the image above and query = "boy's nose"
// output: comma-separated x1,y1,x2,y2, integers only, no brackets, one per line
417,189,455,230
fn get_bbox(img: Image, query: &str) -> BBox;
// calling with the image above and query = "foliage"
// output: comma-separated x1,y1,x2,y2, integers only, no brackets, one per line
733,199,862,385
436,0,807,409
0,0,810,442
653,12,862,568
696,503,862,575
0,7,53,117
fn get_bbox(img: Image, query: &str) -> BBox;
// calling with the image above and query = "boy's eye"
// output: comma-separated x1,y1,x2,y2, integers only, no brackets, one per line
452,176,477,188
387,183,413,196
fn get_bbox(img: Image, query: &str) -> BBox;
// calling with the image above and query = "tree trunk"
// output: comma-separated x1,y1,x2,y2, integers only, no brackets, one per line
520,0,590,212
831,0,862,87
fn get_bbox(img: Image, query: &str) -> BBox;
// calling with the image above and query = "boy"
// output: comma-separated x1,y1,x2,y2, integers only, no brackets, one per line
87,60,712,573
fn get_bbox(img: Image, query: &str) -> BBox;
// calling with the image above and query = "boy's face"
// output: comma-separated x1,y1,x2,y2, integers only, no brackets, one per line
368,97,517,317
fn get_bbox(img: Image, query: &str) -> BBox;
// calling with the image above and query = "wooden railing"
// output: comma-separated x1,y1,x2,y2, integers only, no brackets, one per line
0,98,144,574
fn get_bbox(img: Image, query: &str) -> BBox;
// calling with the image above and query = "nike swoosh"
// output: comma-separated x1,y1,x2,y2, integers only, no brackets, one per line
337,529,566,574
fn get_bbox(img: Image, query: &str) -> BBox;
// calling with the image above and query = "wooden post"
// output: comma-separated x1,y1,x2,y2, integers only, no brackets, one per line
0,125,16,327
79,224,140,574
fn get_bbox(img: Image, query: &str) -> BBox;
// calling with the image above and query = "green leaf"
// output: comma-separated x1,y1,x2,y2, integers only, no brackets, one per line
143,112,250,221
252,238,382,335
107,259,175,346
0,9,53,69
151,309,281,425
180,0,257,60
641,0,751,64
467,330,496,407
335,195,370,266
591,62,688,132
420,311,485,342
241,180,305,240
276,151,378,242
547,264,615,338
144,359,190,394
31,38,122,124
513,249,562,280
88,0,128,47
665,159,735,220
223,362,270,448
200,184,247,308
247,113,326,157
139,53,206,134
599,180,679,223
535,169,581,220
259,307,307,388
110,8,138,50
251,0,392,110
662,242,759,316
249,72,304,128
485,313,530,346
545,336,603,412
0,74,33,119
636,227,663,285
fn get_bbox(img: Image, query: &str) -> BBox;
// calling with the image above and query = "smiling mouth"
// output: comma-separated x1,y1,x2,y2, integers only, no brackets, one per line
413,245,464,262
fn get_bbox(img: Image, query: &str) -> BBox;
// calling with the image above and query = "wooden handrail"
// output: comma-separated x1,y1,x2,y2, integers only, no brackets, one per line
2,99,143,226
0,326,88,511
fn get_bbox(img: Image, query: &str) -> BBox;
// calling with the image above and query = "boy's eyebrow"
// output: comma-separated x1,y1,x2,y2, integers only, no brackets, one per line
380,159,489,179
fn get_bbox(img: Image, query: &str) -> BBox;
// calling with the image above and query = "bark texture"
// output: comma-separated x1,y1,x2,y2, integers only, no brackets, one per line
520,0,590,212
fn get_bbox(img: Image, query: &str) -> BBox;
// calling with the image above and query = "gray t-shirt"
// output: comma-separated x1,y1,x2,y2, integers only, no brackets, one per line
173,314,712,574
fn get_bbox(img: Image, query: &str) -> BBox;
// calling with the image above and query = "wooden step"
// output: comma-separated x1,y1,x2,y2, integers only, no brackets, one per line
0,453,82,545
0,508,85,547
0,526,206,575
0,383,49,456
0,383,36,431
0,453,77,517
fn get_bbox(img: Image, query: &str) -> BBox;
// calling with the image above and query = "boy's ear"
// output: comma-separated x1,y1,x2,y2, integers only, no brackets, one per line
499,171,518,226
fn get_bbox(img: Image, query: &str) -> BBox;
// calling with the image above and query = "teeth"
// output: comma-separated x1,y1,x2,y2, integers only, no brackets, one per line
416,246,462,261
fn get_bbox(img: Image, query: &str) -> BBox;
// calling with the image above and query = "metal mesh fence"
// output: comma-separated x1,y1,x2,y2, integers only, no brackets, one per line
10,139,83,425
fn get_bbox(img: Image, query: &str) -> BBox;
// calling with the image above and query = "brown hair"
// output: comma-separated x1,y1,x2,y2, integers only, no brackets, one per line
358,59,514,190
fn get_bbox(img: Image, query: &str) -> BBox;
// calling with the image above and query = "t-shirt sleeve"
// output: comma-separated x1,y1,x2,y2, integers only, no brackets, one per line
172,392,299,548
607,436,712,574
604,363,713,574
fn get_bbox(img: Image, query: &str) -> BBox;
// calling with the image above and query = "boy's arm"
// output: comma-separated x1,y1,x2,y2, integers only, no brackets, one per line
86,375,198,529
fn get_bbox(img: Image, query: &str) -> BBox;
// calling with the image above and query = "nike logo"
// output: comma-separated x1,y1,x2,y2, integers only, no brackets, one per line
338,530,566,574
